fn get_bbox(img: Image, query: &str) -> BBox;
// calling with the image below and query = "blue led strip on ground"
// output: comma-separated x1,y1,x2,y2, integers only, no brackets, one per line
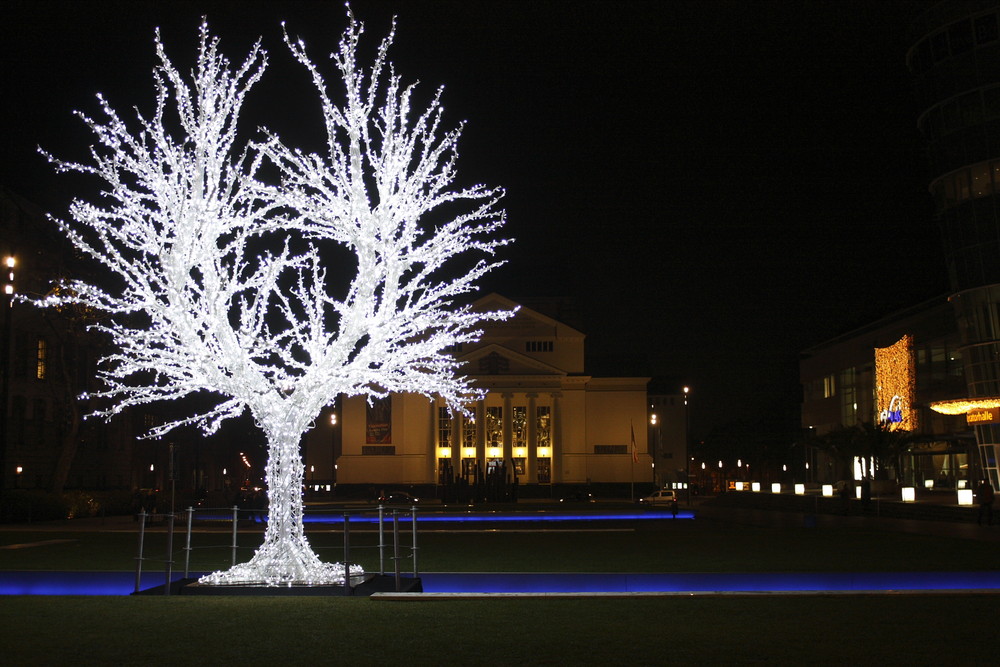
3,570,1000,596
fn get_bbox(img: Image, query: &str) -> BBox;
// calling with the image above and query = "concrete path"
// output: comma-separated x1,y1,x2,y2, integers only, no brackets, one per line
693,502,1000,542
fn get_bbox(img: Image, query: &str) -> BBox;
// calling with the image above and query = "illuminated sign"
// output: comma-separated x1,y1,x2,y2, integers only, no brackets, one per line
967,408,999,425
881,395,904,424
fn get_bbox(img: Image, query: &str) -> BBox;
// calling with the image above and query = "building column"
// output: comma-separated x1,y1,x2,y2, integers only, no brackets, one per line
450,408,462,475
551,392,562,484
476,398,486,473
526,393,538,484
427,401,437,484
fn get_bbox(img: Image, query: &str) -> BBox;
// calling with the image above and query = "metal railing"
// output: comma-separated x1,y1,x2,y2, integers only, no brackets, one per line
133,504,419,595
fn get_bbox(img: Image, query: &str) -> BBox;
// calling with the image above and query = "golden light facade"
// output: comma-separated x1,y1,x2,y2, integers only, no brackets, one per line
875,334,917,431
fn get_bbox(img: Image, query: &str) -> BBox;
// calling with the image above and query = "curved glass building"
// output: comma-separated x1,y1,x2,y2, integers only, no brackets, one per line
908,0,1000,487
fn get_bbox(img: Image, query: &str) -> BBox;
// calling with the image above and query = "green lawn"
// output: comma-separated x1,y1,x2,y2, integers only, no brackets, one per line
2,594,997,665
2,514,998,665
1,519,997,573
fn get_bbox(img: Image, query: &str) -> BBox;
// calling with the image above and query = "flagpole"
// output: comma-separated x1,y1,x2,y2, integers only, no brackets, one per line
630,420,636,502
630,454,634,502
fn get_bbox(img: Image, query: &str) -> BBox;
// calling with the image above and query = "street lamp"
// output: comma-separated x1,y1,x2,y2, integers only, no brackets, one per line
649,410,659,487
330,405,340,493
683,386,690,504
0,256,14,494
3,256,14,295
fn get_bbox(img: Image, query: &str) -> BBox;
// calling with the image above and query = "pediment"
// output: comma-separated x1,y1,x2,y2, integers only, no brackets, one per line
458,343,566,376
472,293,585,339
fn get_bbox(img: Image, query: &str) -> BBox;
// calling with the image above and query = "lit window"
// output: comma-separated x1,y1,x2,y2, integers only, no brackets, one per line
35,337,47,380
486,406,502,451
536,405,551,449
512,406,527,449
438,406,452,448
462,406,477,448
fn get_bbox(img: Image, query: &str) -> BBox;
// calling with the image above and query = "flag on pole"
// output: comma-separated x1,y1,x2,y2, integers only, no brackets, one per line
630,420,638,463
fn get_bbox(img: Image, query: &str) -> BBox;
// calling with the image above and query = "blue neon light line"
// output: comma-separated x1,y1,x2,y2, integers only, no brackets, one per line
191,510,696,523
3,570,999,596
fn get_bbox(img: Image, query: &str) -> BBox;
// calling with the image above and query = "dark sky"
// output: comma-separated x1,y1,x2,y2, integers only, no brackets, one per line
1,0,949,437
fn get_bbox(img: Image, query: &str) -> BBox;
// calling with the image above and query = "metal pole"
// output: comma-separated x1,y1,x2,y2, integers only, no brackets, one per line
411,505,418,577
184,507,193,578
393,511,401,592
378,504,385,575
342,513,351,596
231,505,239,567
164,512,174,595
134,510,147,594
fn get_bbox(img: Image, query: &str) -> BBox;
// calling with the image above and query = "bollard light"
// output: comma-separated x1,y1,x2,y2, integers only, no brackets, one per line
771,483,781,494
822,484,833,497
795,483,805,495
901,486,916,502
957,489,973,506
751,482,761,492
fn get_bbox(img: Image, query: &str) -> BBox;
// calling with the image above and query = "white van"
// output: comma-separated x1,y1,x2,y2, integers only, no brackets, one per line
640,489,677,505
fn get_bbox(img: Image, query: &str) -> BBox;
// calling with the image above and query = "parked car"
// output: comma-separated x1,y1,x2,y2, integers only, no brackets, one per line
378,491,419,505
640,489,677,505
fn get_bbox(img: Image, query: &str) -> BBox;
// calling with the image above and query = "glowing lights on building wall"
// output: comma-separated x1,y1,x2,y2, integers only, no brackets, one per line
931,398,1000,415
875,335,917,431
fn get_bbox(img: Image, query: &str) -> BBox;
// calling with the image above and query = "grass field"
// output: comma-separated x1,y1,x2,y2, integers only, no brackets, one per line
2,513,998,665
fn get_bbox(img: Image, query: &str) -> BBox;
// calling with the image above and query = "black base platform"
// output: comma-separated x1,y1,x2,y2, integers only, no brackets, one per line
134,574,422,596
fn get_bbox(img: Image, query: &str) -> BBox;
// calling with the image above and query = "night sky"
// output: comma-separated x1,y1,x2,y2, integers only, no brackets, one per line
2,0,949,438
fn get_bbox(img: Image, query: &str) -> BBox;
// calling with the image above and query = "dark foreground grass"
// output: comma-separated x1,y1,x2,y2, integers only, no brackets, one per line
2,594,997,665
3,516,999,664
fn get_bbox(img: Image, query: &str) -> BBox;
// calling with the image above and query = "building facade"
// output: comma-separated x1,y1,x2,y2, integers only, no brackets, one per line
1,187,221,497
800,298,974,487
303,294,652,493
1,186,141,493
647,386,690,491
907,0,1000,488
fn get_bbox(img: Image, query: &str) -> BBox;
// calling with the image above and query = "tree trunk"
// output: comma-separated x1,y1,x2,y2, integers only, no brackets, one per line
199,422,360,586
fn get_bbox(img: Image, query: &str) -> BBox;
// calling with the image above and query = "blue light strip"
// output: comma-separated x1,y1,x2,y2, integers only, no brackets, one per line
190,510,696,523
3,570,999,596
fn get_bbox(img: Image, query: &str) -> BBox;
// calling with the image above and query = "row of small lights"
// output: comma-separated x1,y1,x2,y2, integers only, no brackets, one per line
731,480,975,505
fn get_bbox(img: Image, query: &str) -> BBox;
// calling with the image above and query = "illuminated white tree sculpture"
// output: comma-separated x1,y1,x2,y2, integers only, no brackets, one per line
41,15,511,586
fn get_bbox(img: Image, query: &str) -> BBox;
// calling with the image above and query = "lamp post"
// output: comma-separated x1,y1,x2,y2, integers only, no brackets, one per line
0,255,15,494
650,411,659,487
683,386,690,505
330,407,339,494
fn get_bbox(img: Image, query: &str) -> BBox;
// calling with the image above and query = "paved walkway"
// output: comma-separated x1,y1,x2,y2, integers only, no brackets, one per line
693,502,1000,543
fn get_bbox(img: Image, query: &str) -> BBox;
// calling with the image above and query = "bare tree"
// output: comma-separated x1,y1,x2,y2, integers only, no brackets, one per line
39,14,512,585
